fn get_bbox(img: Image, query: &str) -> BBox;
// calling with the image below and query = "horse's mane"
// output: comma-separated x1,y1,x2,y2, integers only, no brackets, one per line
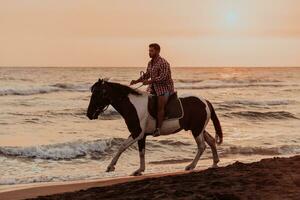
106,81,142,96
91,79,142,97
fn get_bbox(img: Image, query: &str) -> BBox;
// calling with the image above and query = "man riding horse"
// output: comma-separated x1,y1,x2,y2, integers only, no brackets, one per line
130,43,174,137
87,43,223,176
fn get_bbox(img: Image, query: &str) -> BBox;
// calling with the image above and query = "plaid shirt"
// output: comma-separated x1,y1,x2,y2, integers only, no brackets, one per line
138,56,175,96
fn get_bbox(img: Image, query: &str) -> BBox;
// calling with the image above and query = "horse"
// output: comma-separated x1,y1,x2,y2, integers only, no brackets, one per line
86,79,223,176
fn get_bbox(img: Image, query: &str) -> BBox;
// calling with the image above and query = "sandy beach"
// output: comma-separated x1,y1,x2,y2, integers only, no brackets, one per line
0,155,298,200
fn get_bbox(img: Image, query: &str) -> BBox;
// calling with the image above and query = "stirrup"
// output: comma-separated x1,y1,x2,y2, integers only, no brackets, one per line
153,128,161,137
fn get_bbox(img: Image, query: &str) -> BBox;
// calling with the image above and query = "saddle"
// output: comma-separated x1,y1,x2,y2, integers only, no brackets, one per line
148,92,183,120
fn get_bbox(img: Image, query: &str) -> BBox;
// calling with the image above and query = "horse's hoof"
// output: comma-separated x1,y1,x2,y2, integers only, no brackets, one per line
106,165,115,172
131,170,143,176
211,163,218,168
185,165,195,171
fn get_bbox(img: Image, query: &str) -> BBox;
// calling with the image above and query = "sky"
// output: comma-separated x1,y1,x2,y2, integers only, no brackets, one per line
0,0,299,67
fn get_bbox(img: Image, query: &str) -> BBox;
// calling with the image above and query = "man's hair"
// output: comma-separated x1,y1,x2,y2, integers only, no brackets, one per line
149,43,161,52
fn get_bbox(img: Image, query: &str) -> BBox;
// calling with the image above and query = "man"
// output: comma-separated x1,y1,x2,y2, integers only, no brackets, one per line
130,43,175,137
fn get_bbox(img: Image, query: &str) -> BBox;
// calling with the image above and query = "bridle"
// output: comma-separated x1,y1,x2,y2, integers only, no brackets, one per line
92,103,110,119
95,104,109,113
91,85,111,118
91,86,126,118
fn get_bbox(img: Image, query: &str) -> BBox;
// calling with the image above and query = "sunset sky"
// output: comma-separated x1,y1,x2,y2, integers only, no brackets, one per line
1,0,299,67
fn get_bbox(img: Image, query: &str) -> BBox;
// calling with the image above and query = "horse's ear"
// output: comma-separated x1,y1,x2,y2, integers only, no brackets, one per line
103,77,110,82
98,78,103,83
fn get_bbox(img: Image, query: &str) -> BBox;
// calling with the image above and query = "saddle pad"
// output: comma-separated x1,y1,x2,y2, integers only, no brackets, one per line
148,92,184,120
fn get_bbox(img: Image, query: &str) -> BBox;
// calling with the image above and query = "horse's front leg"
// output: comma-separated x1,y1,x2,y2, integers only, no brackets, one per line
131,135,146,176
106,135,137,172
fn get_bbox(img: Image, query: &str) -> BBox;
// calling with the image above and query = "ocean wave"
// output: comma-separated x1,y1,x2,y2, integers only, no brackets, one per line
217,100,296,110
5,107,120,121
223,111,299,120
175,78,282,84
54,107,120,120
220,78,282,84
175,79,204,83
0,174,97,185
0,83,90,96
175,83,289,90
50,83,89,91
0,77,33,82
0,138,118,160
1,138,298,161
1,78,296,96
223,145,300,156
149,158,193,165
157,139,191,146
174,79,297,90
1,144,299,186
0,87,61,96
0,138,192,160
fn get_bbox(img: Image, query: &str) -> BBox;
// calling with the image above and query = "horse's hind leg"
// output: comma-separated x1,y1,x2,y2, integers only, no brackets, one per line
185,131,206,171
204,130,219,168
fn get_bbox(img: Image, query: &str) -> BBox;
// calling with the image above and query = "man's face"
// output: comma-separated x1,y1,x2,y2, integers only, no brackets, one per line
149,47,159,58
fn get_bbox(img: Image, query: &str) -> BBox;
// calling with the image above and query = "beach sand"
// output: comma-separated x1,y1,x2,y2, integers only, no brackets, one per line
1,155,299,200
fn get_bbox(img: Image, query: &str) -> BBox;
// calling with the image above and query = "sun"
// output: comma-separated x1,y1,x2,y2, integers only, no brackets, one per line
225,11,239,26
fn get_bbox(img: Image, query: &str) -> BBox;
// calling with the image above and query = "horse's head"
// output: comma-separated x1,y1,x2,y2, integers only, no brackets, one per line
87,78,142,120
86,78,111,120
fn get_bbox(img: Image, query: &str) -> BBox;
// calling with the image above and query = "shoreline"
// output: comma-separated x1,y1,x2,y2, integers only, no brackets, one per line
0,170,200,200
1,155,299,200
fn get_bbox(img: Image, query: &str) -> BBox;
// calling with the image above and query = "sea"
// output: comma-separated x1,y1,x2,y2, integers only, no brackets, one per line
0,67,299,190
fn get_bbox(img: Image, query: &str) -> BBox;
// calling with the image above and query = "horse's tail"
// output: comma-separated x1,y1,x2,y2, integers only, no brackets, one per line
207,100,223,145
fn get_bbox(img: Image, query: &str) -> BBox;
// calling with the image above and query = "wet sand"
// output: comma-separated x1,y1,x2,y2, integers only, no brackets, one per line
1,155,300,200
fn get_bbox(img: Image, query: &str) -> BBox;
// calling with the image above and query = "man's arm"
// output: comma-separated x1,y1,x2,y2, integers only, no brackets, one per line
130,63,150,85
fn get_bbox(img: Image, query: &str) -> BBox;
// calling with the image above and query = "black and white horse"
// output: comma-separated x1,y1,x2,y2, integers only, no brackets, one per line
87,79,223,176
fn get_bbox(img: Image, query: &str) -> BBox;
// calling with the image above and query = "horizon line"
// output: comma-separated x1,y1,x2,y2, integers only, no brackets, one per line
0,65,299,68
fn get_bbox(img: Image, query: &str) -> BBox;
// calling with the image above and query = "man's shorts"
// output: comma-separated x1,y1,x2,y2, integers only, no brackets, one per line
158,92,172,97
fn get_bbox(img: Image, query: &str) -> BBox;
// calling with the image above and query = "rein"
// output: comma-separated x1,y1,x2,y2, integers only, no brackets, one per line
131,70,145,90
132,84,144,90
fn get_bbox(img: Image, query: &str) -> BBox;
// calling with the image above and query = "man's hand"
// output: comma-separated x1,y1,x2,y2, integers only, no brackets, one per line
130,80,138,85
142,79,152,85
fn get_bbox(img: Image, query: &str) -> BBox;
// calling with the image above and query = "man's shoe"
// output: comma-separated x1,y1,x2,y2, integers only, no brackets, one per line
153,128,161,137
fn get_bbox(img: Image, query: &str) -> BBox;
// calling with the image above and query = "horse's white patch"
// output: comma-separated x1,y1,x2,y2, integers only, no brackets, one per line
128,93,148,120
128,93,181,135
196,95,211,135
145,117,180,134
128,93,148,134
128,93,210,136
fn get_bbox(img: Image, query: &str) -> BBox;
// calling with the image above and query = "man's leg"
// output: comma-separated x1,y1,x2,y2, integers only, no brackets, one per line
153,94,168,136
